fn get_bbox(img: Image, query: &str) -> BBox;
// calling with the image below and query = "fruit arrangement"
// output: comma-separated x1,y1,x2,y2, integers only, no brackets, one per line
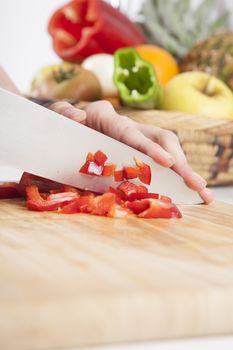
29,0,233,120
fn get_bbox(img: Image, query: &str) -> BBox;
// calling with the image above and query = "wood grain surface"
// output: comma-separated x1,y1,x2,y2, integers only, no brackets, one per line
0,199,233,349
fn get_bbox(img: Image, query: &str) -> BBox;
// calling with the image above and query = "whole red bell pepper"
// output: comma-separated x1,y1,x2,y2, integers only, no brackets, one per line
48,0,146,62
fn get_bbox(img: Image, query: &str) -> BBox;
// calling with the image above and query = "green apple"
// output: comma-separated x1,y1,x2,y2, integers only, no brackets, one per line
161,71,233,120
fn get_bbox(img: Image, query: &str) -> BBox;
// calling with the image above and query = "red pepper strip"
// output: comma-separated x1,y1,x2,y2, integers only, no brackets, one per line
127,192,172,203
62,192,116,216
125,198,182,218
26,185,79,211
18,172,63,195
114,169,124,182
61,195,94,214
102,164,116,176
117,181,148,198
0,182,22,199
48,0,146,62
94,150,108,166
79,160,90,174
123,166,139,180
125,200,150,215
108,203,130,218
109,187,124,204
134,158,151,185
87,193,116,216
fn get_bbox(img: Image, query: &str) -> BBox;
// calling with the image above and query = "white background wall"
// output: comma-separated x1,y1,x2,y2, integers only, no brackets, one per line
0,0,232,93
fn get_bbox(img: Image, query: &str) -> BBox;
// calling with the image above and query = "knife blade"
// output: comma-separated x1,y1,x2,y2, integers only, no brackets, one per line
0,88,201,204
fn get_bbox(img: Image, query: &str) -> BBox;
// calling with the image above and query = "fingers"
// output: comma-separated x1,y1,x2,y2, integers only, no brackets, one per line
138,124,208,192
199,187,214,204
86,101,175,167
49,101,87,124
172,162,207,192
118,126,175,167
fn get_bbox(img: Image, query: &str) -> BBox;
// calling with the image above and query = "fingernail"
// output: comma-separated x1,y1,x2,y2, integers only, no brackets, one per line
199,188,214,204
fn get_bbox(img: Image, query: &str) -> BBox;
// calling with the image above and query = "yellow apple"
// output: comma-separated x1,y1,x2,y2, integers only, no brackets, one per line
161,71,233,120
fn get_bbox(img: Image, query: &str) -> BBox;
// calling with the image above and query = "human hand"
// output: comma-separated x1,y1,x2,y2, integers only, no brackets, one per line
49,100,214,204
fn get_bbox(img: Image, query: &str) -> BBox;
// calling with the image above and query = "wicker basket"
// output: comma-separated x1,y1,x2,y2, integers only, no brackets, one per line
118,109,233,186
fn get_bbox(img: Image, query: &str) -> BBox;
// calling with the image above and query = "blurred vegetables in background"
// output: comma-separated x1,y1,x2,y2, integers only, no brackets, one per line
29,0,233,114
113,47,162,109
82,54,118,97
30,62,101,101
48,0,146,62
136,44,179,86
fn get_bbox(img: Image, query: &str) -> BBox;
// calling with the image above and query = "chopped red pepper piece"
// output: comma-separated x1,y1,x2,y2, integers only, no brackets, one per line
88,193,116,216
109,186,125,204
48,0,146,62
114,169,124,182
79,160,90,174
61,195,94,214
18,172,63,195
139,199,182,219
26,185,79,211
125,198,181,218
123,166,139,180
117,181,148,198
134,158,151,185
102,163,116,176
125,199,150,215
0,182,21,199
127,193,172,203
94,150,108,166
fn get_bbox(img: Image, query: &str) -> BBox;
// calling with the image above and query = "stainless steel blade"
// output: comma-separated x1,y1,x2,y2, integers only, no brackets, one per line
0,88,202,204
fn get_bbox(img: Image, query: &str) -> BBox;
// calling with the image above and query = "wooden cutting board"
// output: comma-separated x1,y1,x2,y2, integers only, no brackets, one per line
1,199,233,350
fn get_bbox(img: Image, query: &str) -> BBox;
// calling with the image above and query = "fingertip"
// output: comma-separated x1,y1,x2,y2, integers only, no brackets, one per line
199,188,214,204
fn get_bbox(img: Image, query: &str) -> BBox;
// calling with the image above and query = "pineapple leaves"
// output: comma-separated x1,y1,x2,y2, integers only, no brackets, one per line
138,0,230,59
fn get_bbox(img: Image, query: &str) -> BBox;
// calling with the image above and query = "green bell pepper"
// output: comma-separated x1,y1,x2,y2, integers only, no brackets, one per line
113,47,162,109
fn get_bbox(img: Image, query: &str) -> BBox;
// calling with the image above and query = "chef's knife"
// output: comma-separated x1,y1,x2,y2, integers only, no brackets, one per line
0,88,201,204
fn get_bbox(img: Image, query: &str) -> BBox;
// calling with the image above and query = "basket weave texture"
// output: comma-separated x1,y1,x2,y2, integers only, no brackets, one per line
118,109,233,186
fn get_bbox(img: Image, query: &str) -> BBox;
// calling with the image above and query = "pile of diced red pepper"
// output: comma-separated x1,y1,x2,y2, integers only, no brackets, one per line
0,150,182,219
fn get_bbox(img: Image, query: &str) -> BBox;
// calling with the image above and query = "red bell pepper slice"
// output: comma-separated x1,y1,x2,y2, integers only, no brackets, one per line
114,169,124,182
134,158,151,185
79,160,90,174
102,163,116,176
61,192,116,217
125,198,182,218
0,182,22,199
18,172,63,195
94,150,108,166
127,192,172,203
61,194,94,214
123,166,139,180
87,192,116,216
26,185,79,211
109,186,124,204
117,181,148,198
139,199,182,219
48,0,146,62
125,199,150,215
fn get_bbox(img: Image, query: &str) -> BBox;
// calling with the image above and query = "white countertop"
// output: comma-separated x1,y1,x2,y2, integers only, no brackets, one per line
1,165,233,350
